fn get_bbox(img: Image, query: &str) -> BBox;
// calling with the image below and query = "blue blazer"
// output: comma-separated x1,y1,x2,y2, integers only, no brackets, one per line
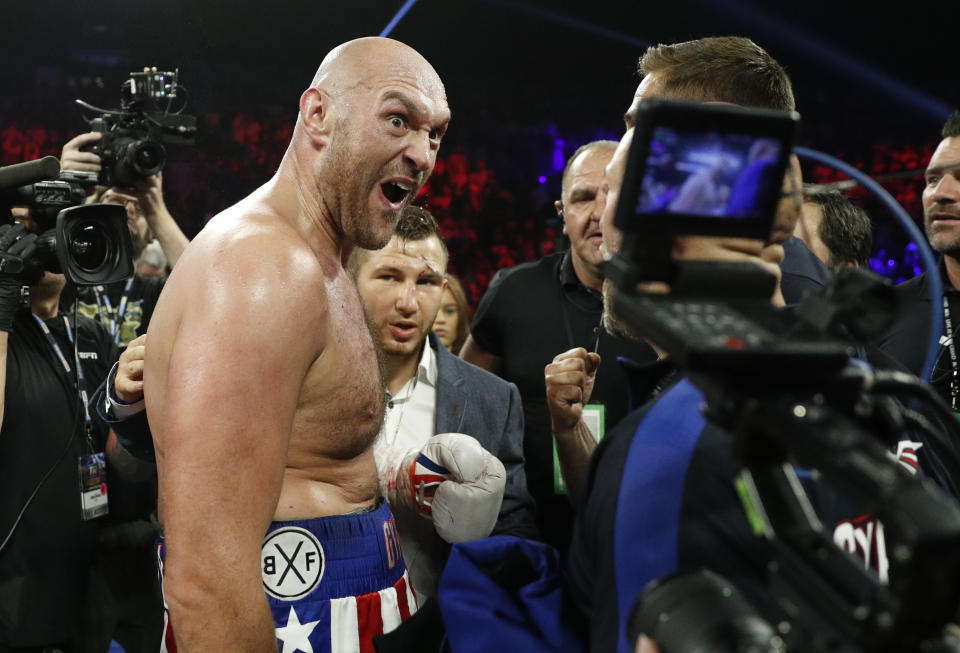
431,332,538,538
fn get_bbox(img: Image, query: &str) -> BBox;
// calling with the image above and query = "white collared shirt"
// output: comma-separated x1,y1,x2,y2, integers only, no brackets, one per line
379,341,438,452
374,342,446,601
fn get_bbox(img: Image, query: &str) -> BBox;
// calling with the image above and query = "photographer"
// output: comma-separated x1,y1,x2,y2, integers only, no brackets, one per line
56,130,184,651
58,131,189,347
0,218,120,651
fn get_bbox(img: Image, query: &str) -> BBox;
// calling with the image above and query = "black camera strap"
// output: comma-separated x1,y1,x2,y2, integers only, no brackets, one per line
942,296,960,412
31,313,95,451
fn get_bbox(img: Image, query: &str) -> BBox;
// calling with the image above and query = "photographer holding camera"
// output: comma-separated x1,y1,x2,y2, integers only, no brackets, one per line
0,215,122,651
58,131,189,347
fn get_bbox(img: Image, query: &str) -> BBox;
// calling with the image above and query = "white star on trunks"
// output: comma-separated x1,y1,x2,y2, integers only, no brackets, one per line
276,606,320,653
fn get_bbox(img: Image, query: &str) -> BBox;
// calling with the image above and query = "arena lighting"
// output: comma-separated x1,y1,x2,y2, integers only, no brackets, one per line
795,146,943,382
380,0,419,37
706,0,954,122
478,0,650,49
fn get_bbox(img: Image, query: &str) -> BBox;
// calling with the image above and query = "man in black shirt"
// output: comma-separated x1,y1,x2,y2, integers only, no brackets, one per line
879,111,960,408
461,140,658,554
0,222,119,651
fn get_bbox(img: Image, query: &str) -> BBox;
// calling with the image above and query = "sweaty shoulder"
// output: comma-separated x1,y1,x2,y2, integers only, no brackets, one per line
164,202,330,327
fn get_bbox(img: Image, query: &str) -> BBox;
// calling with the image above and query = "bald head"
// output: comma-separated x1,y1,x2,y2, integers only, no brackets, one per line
289,37,451,251
309,37,446,106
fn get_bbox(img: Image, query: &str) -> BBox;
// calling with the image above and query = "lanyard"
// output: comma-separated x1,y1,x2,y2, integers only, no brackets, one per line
943,295,960,411
32,313,95,449
93,277,134,344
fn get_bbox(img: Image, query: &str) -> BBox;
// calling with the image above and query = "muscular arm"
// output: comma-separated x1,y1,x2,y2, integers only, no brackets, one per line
150,239,320,651
459,334,502,374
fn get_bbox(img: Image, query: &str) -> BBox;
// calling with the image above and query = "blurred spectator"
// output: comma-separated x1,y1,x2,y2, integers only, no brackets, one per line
432,272,471,355
135,240,168,279
0,108,947,309
798,184,874,271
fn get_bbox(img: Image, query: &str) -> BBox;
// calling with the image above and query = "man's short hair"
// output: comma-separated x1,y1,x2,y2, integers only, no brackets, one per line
803,185,873,269
942,110,960,139
638,36,795,111
560,140,619,196
348,204,448,277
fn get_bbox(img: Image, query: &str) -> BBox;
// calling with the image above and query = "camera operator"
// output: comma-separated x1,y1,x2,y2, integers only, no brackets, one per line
0,217,120,651
562,37,958,653
54,130,187,651
58,131,189,347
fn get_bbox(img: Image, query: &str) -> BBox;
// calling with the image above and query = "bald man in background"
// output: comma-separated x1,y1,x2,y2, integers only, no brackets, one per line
144,38,450,651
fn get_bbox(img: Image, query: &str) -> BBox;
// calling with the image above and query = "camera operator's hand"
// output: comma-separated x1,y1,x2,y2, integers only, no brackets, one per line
673,236,786,307
546,347,601,432
60,132,102,173
115,334,146,403
132,172,168,220
131,172,189,268
0,223,38,332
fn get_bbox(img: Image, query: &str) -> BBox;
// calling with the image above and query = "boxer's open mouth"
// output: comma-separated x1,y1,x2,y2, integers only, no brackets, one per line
381,181,412,205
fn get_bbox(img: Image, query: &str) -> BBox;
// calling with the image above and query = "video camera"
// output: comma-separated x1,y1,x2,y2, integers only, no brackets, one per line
0,157,134,286
605,99,960,651
78,67,196,187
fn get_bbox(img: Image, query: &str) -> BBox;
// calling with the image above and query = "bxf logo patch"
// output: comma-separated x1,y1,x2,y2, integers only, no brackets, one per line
383,518,402,570
261,527,325,601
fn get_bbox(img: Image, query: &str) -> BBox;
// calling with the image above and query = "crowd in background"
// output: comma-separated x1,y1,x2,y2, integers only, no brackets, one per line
0,111,937,307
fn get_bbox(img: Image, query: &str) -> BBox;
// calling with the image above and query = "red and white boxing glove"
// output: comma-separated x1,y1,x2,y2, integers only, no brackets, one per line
379,433,506,543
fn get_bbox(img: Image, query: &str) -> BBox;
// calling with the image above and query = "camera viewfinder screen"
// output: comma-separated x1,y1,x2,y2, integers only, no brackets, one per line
636,127,783,219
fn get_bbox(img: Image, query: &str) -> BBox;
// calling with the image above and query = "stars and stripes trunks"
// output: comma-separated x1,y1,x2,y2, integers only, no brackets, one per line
157,498,416,652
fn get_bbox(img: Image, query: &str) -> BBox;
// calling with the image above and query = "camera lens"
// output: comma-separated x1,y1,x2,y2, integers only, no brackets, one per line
68,221,111,272
130,140,166,176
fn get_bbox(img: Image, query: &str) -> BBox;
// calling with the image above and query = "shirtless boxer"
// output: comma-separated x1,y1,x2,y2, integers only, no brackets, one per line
143,37,450,651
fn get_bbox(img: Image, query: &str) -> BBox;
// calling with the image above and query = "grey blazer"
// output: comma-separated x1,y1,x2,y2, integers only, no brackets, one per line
430,332,538,539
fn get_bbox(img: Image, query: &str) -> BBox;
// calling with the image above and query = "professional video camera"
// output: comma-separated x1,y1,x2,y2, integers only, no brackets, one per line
0,157,134,286
605,99,960,652
78,67,196,187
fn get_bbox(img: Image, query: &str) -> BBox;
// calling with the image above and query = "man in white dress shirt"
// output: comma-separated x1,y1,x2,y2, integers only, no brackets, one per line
350,205,537,600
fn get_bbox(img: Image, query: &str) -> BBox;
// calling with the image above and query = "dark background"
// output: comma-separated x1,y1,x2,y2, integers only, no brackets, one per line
2,0,954,289
3,0,951,139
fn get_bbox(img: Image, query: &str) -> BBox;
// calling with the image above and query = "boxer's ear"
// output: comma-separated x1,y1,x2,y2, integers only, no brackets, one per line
299,88,334,148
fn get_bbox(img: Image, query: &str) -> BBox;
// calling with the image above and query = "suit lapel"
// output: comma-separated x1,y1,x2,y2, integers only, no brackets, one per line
432,333,468,433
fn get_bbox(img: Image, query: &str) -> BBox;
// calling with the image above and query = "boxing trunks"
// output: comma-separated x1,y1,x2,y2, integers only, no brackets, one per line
157,499,416,652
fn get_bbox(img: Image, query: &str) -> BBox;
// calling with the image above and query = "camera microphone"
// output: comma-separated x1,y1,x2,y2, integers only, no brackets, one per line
0,156,60,190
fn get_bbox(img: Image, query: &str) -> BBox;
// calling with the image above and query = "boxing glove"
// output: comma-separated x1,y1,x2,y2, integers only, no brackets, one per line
380,432,506,543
